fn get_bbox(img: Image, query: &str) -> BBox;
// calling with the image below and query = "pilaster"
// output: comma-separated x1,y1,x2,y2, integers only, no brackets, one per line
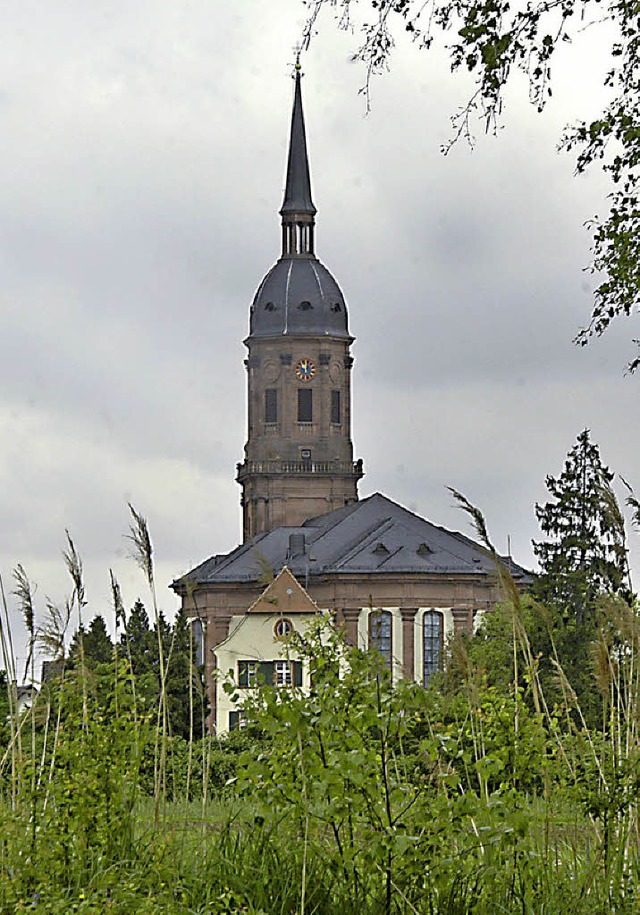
400,608,419,681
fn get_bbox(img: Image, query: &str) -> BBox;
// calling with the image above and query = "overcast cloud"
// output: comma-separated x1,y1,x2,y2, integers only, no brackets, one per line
1,1,638,672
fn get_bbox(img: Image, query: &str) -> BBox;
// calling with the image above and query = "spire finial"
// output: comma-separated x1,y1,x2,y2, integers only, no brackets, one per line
293,44,302,75
280,52,316,226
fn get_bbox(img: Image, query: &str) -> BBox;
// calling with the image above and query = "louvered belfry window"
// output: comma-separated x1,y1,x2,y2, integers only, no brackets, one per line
265,389,278,424
298,388,313,423
331,390,341,425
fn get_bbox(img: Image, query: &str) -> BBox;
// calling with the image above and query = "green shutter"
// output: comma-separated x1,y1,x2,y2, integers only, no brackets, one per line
259,661,274,685
229,711,240,731
294,660,303,687
238,661,248,688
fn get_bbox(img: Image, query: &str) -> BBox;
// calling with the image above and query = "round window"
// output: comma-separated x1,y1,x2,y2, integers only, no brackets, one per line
274,618,293,638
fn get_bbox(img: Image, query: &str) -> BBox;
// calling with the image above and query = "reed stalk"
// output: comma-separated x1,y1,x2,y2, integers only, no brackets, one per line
127,503,168,823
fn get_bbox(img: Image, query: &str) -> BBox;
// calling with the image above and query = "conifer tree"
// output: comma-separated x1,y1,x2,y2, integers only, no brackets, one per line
68,615,113,669
120,601,206,737
164,609,207,741
119,599,158,712
533,429,630,622
121,600,155,678
83,615,113,665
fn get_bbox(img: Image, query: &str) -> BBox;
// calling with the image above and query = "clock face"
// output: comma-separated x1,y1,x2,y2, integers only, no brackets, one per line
295,358,316,382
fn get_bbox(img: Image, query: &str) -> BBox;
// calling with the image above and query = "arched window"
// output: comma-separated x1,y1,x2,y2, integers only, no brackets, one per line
369,609,392,670
423,611,443,686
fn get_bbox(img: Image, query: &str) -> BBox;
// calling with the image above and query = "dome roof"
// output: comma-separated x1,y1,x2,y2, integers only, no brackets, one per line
249,256,350,339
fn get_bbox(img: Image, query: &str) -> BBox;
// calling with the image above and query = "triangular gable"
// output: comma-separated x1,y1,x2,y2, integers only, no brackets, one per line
246,566,320,615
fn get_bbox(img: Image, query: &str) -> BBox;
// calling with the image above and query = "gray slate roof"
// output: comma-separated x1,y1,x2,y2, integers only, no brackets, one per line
249,256,350,338
174,492,530,588
280,70,316,217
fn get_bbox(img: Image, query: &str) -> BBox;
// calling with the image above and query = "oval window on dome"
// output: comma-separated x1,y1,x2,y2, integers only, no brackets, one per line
264,301,276,312
298,300,313,311
331,302,342,312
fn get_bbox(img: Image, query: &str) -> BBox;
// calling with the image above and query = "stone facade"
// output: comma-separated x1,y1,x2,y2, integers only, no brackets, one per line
237,333,362,538
177,533,507,732
172,70,529,734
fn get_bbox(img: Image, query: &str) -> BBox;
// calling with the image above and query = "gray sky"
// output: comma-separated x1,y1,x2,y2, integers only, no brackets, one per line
1,1,638,673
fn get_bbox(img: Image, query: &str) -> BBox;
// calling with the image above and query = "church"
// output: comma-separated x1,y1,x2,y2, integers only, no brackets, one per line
171,64,528,732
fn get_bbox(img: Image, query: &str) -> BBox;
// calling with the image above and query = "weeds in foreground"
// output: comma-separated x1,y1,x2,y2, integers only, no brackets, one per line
0,511,639,913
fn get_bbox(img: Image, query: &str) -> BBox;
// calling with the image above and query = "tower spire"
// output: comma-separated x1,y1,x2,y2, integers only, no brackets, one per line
280,57,316,257
238,59,362,540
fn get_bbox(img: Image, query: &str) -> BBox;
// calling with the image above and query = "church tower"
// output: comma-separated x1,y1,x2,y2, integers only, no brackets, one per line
236,63,363,540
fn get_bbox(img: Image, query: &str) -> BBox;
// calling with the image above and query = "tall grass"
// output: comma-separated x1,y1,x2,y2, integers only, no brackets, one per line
0,510,638,913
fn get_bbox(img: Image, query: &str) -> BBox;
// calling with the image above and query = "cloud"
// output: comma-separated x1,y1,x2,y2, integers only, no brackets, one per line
0,0,638,676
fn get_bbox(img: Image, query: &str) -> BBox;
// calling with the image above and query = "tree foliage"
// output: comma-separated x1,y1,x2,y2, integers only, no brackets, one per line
532,428,631,621
68,614,113,669
303,0,640,370
117,601,207,741
54,600,207,741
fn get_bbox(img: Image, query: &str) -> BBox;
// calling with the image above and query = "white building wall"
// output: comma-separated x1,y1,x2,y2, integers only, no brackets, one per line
215,611,320,733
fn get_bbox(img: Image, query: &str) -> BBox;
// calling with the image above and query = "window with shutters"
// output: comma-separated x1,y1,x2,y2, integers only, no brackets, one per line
331,390,341,425
298,388,313,423
275,660,293,687
238,660,259,688
265,388,278,424
238,660,274,687
238,659,302,688
228,710,246,731
369,610,392,670
423,611,444,686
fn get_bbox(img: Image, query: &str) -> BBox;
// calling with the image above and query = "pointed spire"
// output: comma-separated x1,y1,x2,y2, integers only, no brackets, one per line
280,58,316,220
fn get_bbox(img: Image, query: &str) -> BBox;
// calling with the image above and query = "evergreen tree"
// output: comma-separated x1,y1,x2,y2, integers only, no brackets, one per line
84,615,113,665
120,601,207,736
164,609,207,741
533,429,630,623
68,615,113,669
121,600,155,678
119,599,158,713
